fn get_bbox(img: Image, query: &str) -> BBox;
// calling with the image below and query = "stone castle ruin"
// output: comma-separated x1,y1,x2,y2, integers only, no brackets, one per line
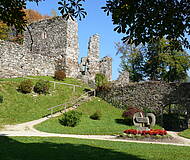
0,17,112,82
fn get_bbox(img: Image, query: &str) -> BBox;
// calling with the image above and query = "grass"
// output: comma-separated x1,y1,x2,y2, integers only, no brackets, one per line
179,129,190,139
35,97,136,135
0,136,190,160
0,76,87,125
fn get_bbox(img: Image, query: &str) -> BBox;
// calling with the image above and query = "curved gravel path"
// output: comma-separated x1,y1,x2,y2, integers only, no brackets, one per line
1,107,190,147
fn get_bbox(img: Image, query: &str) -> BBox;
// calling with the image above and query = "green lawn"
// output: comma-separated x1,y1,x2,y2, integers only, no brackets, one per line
35,97,136,135
0,77,86,125
179,129,190,139
0,136,189,160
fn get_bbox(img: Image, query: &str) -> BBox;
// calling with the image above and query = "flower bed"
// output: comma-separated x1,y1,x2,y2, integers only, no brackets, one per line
124,129,167,136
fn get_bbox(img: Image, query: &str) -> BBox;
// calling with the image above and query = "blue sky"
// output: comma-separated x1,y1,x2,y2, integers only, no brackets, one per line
26,0,124,80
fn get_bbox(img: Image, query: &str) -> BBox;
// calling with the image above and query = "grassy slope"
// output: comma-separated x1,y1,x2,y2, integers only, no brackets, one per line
35,97,136,135
179,129,190,139
0,77,86,125
0,137,190,160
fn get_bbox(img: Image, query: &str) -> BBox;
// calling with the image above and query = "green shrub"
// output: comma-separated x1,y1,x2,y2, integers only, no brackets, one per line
54,70,66,81
90,110,102,120
95,73,108,87
59,110,82,127
162,113,180,131
34,80,50,94
0,95,3,103
18,79,33,94
95,73,112,92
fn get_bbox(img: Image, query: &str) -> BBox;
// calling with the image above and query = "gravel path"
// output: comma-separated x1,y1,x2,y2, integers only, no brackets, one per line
1,107,190,147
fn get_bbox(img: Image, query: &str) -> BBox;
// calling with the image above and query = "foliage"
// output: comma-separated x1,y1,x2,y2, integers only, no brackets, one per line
95,73,108,87
35,97,134,135
144,38,190,82
34,80,50,94
122,107,142,119
102,1,190,49
124,129,167,136
116,42,145,82
59,110,82,127
24,9,50,24
0,9,48,44
90,110,101,120
162,113,181,131
122,107,142,125
58,0,87,20
0,76,85,125
18,79,33,94
2,1,190,49
95,83,111,92
54,70,66,81
0,95,3,103
0,21,10,41
117,39,190,82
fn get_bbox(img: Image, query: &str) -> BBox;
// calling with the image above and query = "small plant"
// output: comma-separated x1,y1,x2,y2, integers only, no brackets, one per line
95,73,111,92
122,107,142,125
95,73,108,87
18,79,33,94
0,95,3,103
90,110,102,120
59,110,82,127
54,70,66,81
34,80,50,94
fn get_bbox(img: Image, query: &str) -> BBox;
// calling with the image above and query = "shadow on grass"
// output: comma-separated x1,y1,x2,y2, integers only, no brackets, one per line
0,136,145,160
115,118,126,125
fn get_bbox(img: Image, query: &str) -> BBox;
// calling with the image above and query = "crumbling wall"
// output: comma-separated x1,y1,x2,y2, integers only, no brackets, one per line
79,34,112,82
99,56,112,81
0,17,79,79
0,40,55,78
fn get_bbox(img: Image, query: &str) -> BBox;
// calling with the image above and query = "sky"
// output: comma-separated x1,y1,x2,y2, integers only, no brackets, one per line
26,0,124,80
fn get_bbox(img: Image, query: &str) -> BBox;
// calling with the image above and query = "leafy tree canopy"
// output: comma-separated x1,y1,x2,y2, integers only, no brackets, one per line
117,39,190,82
0,0,190,49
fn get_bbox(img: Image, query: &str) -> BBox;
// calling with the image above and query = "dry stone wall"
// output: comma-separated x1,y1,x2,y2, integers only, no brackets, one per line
97,81,190,115
0,40,55,78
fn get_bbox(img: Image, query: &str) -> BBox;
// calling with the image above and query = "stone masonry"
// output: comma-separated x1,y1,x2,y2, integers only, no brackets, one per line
0,17,112,81
79,34,112,82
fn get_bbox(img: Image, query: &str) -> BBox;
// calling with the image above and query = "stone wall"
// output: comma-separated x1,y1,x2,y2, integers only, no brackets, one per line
78,34,112,82
0,40,55,78
0,17,112,81
97,81,190,114
99,56,112,81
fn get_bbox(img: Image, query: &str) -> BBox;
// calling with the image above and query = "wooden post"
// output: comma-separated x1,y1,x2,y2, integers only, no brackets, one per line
51,108,53,118
64,104,66,113
54,82,56,89
94,90,96,97
73,86,76,93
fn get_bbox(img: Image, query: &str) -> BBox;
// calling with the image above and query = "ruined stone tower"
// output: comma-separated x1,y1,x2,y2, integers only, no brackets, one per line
79,34,112,82
24,17,79,78
0,16,112,82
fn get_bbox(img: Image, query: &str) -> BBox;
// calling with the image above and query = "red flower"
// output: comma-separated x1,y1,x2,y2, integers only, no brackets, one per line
124,129,167,136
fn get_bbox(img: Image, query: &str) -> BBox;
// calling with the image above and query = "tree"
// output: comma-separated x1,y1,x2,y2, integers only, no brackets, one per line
117,39,190,82
0,9,49,44
116,42,145,82
24,9,50,24
0,21,10,41
1,0,190,49
144,38,190,82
